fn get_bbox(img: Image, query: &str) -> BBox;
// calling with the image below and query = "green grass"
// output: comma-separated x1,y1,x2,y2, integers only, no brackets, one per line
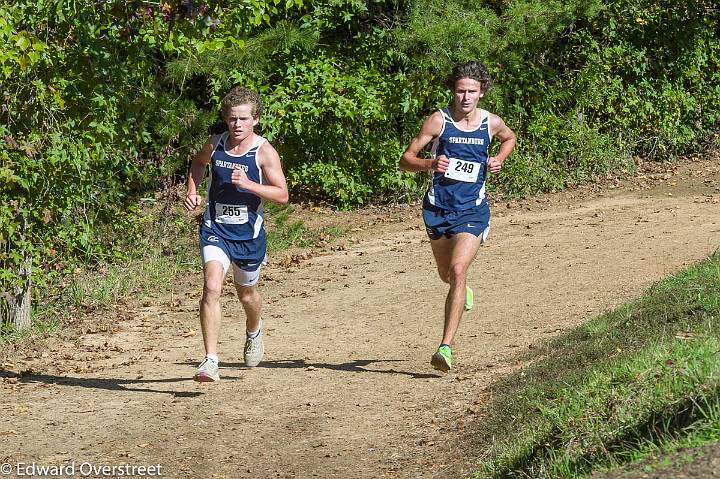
1,245,199,345
59,247,196,311
1,199,198,344
0,317,60,344
473,250,720,478
265,202,346,251
1,201,348,344
266,203,312,251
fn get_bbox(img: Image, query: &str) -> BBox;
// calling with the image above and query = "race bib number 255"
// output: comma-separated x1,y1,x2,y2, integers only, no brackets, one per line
215,203,248,224
444,157,481,183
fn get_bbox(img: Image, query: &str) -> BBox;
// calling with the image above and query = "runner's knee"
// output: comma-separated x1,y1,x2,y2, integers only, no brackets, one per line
202,280,223,303
448,263,468,284
236,286,259,305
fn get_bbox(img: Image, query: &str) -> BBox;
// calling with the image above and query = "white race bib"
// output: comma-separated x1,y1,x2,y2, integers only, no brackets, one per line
444,157,481,183
215,203,248,224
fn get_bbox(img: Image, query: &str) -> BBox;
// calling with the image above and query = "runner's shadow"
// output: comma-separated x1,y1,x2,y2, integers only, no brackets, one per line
2,370,207,397
223,359,442,379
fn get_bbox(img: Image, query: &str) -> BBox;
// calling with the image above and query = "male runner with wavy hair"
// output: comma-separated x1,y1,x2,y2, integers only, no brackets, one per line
400,61,516,371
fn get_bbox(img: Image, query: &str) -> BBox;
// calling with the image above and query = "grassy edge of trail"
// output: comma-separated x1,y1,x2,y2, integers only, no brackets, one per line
472,250,720,478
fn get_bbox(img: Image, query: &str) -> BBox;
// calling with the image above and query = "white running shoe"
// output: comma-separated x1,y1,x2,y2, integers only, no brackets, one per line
244,329,264,367
194,356,220,382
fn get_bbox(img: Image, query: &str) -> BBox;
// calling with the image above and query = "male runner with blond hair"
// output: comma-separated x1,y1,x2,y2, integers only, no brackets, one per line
185,86,288,382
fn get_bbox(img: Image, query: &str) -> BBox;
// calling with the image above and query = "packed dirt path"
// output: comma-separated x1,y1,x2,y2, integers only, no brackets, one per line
2,158,719,479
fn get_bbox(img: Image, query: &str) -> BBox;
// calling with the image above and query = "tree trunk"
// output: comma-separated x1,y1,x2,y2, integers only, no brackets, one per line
2,256,32,331
2,213,32,331
12,259,32,330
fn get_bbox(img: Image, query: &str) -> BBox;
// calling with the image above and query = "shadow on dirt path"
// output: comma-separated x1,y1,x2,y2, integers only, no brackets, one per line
2,158,720,478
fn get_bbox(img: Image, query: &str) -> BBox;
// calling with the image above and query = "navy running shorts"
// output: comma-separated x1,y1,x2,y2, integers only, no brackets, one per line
199,223,267,272
422,201,490,241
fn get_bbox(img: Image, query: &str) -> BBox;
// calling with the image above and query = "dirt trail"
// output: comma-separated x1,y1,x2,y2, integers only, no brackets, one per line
2,159,719,479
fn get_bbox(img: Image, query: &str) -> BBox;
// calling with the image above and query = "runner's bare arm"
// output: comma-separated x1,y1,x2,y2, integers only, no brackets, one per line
185,138,214,211
487,114,517,174
400,112,449,173
231,141,289,204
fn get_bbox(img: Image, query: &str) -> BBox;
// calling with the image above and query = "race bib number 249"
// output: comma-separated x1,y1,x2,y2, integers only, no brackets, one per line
444,157,481,183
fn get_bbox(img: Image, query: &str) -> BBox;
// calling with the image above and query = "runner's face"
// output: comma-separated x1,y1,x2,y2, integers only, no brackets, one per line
452,78,483,115
224,104,258,142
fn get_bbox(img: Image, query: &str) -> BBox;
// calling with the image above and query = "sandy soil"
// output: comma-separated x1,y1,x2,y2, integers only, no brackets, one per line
1,158,719,479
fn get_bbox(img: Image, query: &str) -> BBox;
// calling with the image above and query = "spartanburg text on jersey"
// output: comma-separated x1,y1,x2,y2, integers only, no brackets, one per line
203,132,266,241
425,107,493,211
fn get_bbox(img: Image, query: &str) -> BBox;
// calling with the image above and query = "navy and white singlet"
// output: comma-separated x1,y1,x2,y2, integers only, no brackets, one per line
202,132,266,241
425,107,493,211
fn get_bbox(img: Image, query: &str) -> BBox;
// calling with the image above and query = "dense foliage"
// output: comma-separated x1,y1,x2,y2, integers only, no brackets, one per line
2,0,719,315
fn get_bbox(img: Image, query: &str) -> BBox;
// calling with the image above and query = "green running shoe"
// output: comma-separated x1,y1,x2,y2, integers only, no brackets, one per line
430,345,452,372
464,286,474,311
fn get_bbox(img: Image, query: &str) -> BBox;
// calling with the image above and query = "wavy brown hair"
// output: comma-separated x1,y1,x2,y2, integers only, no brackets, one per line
446,61,492,94
221,86,263,119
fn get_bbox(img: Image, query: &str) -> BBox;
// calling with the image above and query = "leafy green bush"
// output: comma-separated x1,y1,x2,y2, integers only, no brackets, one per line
568,0,720,158
2,0,720,322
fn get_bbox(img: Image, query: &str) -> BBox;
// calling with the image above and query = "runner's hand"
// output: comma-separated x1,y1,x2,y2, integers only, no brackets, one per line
185,194,202,211
231,168,251,189
433,155,449,173
488,157,503,174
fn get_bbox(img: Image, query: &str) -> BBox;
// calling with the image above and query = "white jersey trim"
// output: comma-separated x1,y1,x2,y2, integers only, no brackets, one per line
219,132,266,158
475,182,487,205
426,135,437,207
482,110,494,144
204,134,224,219
443,108,490,133
255,141,264,185
425,109,450,208
209,133,224,150
437,109,448,138
253,203,264,239
426,180,436,206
